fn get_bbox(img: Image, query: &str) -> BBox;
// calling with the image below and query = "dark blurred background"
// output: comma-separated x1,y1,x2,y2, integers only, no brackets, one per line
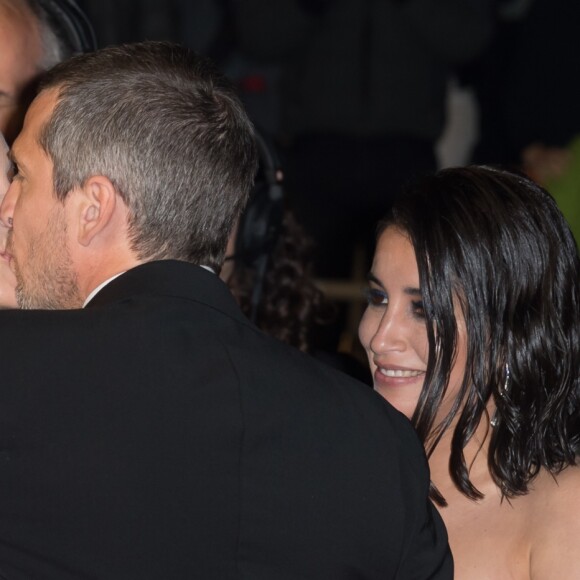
75,0,580,363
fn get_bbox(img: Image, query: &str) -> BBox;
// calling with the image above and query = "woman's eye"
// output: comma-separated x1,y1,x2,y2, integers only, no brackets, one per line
364,288,388,306
412,300,426,318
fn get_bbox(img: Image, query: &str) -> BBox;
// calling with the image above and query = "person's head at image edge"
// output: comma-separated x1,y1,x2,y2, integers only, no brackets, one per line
0,132,17,307
0,0,93,145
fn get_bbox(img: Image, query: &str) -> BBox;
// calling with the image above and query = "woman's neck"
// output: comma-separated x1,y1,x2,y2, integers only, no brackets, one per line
428,412,496,502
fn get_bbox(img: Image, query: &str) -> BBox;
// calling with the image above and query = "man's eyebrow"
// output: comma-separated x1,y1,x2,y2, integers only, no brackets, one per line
366,272,421,295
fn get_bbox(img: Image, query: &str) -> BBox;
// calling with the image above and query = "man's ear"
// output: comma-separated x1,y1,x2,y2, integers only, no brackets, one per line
76,175,118,246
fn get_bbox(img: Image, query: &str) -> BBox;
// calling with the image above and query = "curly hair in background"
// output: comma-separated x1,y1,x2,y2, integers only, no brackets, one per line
225,209,333,353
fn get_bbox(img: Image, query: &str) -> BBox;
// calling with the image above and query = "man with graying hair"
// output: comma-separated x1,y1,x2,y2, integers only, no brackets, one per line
0,0,93,144
0,41,452,578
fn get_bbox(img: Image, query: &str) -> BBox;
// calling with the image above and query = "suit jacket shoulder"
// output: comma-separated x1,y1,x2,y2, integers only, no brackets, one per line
0,260,452,579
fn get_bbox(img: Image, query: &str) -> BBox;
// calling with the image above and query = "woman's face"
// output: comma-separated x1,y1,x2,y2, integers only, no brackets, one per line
0,133,17,308
358,226,467,420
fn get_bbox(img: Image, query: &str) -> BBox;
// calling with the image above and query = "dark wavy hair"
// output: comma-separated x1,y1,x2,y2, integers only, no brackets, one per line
228,210,333,353
379,165,580,505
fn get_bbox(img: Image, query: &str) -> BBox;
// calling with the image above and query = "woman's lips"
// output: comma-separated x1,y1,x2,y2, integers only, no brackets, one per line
379,368,423,378
373,364,425,387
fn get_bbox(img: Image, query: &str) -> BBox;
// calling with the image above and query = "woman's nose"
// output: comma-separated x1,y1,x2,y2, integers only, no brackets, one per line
369,309,407,355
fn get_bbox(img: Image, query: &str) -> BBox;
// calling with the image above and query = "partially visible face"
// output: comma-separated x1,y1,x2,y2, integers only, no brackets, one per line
0,132,11,196
0,132,17,307
1,89,82,309
0,0,44,144
358,226,467,421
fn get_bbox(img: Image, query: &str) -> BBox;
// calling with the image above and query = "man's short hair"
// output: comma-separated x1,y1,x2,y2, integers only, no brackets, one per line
38,41,259,272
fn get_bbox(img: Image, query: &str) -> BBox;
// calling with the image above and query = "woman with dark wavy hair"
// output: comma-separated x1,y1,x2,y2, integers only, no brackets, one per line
222,209,330,353
359,165,580,578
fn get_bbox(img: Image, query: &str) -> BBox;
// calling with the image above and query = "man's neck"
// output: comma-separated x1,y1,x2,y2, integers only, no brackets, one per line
82,272,127,307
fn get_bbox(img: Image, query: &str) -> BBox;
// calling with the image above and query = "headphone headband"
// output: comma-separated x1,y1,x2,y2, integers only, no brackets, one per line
236,132,285,268
34,0,97,55
235,131,286,321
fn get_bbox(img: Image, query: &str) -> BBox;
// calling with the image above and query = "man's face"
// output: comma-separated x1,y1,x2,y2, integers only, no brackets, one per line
1,88,82,309
0,0,44,144
0,132,17,307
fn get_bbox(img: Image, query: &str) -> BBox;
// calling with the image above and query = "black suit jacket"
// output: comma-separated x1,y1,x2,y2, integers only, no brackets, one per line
0,261,452,579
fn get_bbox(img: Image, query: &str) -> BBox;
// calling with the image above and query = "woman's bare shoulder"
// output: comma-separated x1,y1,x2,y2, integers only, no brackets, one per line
528,464,580,578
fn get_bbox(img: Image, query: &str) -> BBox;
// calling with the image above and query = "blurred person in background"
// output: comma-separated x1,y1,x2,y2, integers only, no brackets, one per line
465,0,580,241
0,0,94,144
233,0,492,280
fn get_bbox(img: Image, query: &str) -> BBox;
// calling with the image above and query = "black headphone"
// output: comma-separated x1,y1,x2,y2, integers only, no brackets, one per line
235,131,285,270
34,0,97,55
234,131,285,322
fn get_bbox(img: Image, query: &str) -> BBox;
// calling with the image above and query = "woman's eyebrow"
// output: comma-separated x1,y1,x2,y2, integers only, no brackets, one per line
367,272,421,296
366,272,382,286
